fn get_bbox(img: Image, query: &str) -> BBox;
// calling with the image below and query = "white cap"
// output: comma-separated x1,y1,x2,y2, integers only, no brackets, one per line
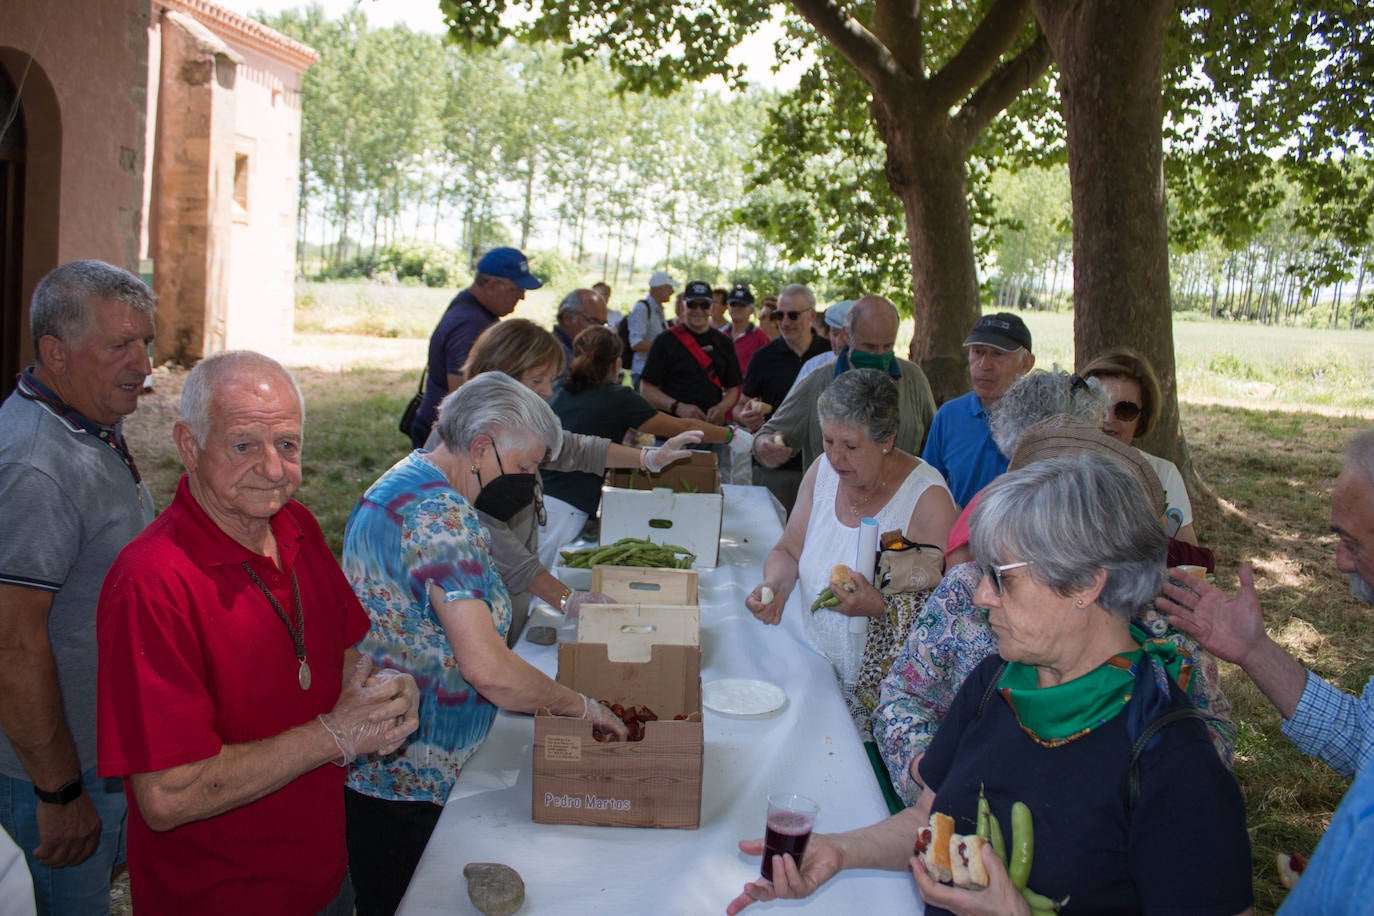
648,270,676,290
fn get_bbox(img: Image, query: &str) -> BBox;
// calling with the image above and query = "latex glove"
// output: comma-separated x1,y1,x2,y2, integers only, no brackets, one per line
319,657,419,765
563,590,613,619
581,693,629,740
645,429,705,472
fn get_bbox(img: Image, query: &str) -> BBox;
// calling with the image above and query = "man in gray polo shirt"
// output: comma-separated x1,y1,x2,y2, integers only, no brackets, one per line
0,260,156,915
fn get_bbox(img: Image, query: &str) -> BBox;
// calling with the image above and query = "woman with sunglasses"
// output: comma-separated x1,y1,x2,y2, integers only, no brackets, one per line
343,373,630,915
730,455,1253,916
427,319,702,645
756,295,781,341
1082,347,1199,546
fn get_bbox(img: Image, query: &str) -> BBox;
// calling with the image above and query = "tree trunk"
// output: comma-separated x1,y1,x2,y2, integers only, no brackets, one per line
1033,0,1198,485
520,161,536,251
874,116,982,404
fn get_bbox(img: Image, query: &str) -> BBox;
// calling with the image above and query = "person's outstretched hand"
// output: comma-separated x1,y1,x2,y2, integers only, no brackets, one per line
645,430,705,472
1156,563,1267,668
725,834,844,914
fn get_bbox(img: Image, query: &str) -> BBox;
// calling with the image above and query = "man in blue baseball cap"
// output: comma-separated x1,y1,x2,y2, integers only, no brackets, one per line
408,247,543,447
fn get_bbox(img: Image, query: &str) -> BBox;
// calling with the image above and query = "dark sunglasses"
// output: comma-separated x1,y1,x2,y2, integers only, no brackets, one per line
775,310,810,321
684,300,712,311
1111,400,1143,423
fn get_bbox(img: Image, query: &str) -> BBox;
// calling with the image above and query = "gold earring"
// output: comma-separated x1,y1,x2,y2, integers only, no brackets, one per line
470,464,479,475
1075,598,1085,608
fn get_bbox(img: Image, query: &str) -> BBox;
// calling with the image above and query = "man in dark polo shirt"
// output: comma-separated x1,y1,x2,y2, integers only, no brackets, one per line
638,279,741,425
408,247,542,447
734,283,829,511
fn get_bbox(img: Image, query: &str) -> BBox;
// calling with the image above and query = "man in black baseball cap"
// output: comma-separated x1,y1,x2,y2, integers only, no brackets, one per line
922,312,1035,506
639,280,741,426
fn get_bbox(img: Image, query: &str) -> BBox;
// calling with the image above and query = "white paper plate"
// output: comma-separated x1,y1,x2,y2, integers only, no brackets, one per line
702,678,787,717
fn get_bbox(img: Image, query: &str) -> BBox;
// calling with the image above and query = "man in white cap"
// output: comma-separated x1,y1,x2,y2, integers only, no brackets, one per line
921,312,1035,507
625,271,674,388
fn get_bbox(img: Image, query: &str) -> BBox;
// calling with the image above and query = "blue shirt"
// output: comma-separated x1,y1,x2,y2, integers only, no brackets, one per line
920,391,1006,508
1282,671,1374,779
1278,757,1374,914
416,289,498,434
343,453,513,803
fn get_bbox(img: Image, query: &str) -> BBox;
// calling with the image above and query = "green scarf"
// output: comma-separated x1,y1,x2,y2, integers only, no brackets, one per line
997,624,1192,747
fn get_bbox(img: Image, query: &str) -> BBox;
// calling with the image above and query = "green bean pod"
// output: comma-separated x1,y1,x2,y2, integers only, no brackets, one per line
976,786,990,840
1021,887,1067,914
1009,801,1033,890
989,812,1007,865
809,587,835,613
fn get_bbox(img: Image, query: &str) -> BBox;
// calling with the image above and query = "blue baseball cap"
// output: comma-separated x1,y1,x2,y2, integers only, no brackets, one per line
476,247,542,290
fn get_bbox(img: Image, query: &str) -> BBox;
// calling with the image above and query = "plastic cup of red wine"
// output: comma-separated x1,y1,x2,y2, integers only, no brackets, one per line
761,793,820,880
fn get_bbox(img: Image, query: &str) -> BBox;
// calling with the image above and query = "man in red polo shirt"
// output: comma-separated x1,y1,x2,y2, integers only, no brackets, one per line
97,351,419,915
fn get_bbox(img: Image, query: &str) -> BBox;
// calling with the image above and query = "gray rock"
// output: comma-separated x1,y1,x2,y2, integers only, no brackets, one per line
463,862,525,915
525,626,557,646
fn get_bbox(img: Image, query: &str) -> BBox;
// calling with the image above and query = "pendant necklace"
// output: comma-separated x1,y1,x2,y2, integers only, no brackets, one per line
243,563,311,690
849,471,887,518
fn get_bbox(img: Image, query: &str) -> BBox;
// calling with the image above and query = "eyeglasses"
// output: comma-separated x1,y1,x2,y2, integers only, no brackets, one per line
760,312,777,322
685,300,712,311
775,310,810,321
1111,400,1143,423
981,561,1029,596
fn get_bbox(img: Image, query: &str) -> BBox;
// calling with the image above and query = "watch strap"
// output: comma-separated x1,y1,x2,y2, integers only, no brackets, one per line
34,777,84,805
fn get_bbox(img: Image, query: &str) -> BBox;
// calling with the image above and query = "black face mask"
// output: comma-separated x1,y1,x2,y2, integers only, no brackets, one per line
473,445,539,523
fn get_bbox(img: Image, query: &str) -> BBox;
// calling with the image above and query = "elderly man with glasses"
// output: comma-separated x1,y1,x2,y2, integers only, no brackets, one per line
551,287,609,371
408,247,542,448
735,284,832,512
638,279,742,426
921,312,1036,508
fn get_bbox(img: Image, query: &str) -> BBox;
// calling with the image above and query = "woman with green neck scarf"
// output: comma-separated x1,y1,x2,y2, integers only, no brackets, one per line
728,455,1253,916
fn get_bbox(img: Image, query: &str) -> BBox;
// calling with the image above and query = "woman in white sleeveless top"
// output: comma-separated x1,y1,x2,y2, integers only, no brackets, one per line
747,370,956,699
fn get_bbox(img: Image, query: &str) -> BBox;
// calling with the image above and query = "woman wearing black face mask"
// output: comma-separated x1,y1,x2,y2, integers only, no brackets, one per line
341,372,632,914
442,319,703,646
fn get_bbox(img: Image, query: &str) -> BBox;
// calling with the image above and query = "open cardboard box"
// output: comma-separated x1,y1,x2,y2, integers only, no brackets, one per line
532,605,703,828
600,452,723,568
590,565,699,607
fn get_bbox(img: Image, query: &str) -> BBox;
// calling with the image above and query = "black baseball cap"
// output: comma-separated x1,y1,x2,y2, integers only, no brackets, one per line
963,312,1032,352
683,280,713,303
726,283,755,306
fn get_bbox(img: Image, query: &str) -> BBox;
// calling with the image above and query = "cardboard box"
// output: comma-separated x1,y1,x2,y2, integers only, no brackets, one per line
574,603,699,662
590,565,699,607
532,606,703,828
600,452,723,567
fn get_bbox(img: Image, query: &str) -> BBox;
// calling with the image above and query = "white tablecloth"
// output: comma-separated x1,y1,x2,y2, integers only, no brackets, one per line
399,484,922,915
